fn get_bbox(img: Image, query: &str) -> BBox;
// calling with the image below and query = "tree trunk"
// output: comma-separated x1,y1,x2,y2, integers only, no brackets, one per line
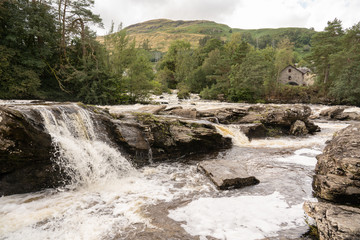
324,64,330,84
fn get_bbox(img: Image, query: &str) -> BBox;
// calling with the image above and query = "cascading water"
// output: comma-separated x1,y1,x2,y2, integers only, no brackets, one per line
215,124,249,146
36,104,135,187
0,100,356,240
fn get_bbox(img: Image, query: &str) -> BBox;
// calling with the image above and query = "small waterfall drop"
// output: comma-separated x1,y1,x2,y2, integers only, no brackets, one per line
215,125,249,146
37,104,135,187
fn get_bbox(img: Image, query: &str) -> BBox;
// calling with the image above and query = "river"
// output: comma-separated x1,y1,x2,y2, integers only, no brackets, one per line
0,98,354,240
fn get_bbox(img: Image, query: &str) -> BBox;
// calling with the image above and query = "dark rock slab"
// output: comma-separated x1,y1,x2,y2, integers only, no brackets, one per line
238,123,267,139
303,201,360,240
0,107,60,196
198,160,259,190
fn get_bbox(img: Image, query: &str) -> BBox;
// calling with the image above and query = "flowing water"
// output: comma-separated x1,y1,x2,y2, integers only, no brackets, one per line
0,100,354,240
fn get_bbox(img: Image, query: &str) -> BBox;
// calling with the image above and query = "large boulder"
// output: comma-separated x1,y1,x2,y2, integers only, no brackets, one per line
303,202,360,240
243,105,319,136
0,107,60,196
289,120,309,136
198,160,259,190
313,123,360,204
320,106,345,119
320,106,360,121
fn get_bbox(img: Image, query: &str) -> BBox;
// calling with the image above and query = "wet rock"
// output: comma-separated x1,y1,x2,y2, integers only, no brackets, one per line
239,123,267,139
290,120,309,136
110,119,151,165
0,107,60,196
161,104,318,136
303,201,360,240
163,106,183,112
197,160,259,190
313,123,360,205
305,123,360,240
318,106,360,121
198,108,248,124
111,113,232,166
320,106,345,119
170,108,197,119
137,105,167,115
262,105,312,126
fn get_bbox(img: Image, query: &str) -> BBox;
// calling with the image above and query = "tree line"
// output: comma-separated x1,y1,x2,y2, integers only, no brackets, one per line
0,0,154,104
1,1,359,106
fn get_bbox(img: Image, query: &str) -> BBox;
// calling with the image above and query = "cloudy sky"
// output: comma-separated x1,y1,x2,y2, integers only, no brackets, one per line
93,0,360,35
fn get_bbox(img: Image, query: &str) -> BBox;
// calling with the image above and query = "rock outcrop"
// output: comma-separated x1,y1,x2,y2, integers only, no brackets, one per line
313,123,360,204
112,113,232,166
0,107,60,196
304,202,360,240
160,104,320,138
304,123,360,240
320,106,360,121
198,160,259,190
0,104,232,195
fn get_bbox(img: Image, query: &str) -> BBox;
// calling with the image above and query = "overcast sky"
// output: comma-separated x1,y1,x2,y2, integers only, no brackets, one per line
93,0,360,35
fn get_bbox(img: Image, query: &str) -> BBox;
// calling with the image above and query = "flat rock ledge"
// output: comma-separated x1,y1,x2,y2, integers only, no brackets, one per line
197,160,259,190
303,201,360,240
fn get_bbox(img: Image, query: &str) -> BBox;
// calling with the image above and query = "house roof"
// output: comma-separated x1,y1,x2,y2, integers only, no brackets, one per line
282,65,307,75
297,67,311,74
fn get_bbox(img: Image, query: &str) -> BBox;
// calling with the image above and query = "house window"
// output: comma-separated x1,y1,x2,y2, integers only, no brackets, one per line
288,76,292,80
288,69,292,73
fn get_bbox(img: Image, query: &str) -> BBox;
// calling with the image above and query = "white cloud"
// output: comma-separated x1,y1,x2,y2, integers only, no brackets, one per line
93,0,360,35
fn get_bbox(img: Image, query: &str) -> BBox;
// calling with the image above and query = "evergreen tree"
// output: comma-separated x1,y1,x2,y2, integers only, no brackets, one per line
308,19,344,86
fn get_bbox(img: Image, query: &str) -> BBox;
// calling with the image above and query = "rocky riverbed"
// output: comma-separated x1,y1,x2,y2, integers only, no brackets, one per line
0,99,359,239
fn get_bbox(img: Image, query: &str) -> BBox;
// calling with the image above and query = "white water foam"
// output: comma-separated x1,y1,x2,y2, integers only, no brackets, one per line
0,163,213,240
275,148,322,167
168,192,305,240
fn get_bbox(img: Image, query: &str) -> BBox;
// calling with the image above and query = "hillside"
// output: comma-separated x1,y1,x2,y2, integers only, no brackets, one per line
99,19,316,53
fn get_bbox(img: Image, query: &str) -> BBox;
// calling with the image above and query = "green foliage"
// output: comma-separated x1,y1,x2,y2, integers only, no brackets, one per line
158,40,192,89
177,82,191,99
125,50,154,102
0,1,156,105
228,49,275,102
308,19,344,86
0,0,57,98
2,7,360,107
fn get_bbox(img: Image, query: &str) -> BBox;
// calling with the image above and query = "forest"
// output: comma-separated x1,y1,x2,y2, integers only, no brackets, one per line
1,0,360,106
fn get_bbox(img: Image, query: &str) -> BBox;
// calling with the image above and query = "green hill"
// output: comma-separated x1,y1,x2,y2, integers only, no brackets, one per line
100,19,316,53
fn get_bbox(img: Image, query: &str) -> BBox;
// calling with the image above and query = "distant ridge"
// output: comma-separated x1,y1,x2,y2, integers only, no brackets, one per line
100,19,316,53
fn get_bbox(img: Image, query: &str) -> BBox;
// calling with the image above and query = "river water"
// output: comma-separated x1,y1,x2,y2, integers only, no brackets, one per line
0,99,354,240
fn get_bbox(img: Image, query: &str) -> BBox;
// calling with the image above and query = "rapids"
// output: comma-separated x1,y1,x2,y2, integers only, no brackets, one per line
0,98,355,240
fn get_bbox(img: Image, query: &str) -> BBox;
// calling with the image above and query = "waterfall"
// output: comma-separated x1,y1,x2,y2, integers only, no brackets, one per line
36,104,134,187
215,124,249,146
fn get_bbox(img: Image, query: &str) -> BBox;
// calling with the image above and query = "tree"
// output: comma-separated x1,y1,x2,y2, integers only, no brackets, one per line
225,33,251,65
329,22,360,105
56,0,102,64
308,19,344,86
0,0,58,98
228,48,275,102
274,38,295,76
158,40,192,89
125,50,154,102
